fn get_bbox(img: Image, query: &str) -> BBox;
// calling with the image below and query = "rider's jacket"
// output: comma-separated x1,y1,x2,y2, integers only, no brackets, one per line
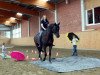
40,19,49,30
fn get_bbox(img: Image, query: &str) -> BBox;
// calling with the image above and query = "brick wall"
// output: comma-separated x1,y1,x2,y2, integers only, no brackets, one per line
37,0,82,34
30,15,39,36
21,10,55,37
40,10,55,24
85,0,100,30
15,0,82,46
57,0,81,34
21,20,28,37
21,15,39,37
85,0,100,10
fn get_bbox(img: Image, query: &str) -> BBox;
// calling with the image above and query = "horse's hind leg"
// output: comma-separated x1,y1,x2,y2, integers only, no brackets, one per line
49,46,52,63
43,46,47,61
39,50,42,61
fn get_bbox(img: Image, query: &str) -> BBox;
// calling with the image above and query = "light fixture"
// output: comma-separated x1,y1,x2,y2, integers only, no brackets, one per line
42,0,49,2
65,0,69,4
10,17,16,20
9,17,16,23
16,12,22,16
45,0,49,1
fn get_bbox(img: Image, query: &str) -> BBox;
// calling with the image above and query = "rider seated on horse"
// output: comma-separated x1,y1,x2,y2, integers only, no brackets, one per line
38,15,54,47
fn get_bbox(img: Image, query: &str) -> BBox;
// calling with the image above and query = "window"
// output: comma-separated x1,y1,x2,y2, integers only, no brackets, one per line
5,31,10,38
87,10,93,24
86,6,100,25
94,7,100,23
12,24,21,38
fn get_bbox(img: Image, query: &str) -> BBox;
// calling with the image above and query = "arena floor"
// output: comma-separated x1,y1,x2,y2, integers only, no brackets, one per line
0,46,100,75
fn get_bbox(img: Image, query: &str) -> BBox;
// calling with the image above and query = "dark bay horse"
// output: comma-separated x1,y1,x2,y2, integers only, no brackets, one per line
34,23,60,62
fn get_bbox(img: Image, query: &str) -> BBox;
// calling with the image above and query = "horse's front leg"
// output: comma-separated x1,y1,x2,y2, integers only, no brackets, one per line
43,46,47,61
49,46,52,63
38,51,42,61
36,44,42,61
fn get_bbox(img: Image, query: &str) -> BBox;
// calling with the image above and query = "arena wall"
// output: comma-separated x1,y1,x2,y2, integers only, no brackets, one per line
10,0,100,50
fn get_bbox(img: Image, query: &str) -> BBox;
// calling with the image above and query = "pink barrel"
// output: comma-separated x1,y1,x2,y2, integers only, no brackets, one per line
10,51,25,61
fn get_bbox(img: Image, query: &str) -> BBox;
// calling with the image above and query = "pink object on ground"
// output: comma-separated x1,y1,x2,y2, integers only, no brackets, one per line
34,51,37,54
10,51,25,61
31,58,38,61
26,55,29,60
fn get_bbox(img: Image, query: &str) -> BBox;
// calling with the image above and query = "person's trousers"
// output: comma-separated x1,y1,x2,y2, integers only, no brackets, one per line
2,52,6,59
38,30,43,46
72,45,78,56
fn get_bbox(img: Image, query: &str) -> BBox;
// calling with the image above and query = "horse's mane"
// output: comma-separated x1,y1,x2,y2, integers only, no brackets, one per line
48,23,56,28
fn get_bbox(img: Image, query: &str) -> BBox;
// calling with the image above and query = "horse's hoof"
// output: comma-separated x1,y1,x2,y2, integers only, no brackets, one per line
43,59,45,61
39,58,42,61
43,58,46,61
40,60,43,62
49,60,52,63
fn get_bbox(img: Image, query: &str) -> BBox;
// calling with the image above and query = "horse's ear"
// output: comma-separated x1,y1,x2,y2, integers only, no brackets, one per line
58,22,60,25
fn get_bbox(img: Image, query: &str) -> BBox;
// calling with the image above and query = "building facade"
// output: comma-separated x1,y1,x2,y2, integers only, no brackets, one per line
2,0,100,50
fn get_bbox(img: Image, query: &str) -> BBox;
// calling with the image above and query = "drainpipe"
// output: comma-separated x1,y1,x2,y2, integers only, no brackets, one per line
20,20,22,38
10,26,13,39
28,18,30,37
81,0,86,31
39,12,41,32
55,4,58,23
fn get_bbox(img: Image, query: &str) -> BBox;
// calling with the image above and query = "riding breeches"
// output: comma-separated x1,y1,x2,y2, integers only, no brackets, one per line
38,30,44,46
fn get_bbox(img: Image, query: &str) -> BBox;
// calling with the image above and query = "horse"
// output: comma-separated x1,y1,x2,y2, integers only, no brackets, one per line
34,23,60,62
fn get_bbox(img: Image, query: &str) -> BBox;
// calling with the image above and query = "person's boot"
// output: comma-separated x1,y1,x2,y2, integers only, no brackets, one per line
38,35,41,47
52,44,55,46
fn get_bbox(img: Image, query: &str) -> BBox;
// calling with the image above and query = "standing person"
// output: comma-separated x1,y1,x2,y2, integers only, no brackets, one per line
71,35,79,56
2,43,7,59
38,15,49,47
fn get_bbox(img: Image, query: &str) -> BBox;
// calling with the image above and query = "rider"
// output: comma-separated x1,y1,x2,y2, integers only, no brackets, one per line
38,15,49,47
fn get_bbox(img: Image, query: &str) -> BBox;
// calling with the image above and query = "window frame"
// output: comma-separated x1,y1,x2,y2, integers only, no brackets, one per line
12,24,21,38
86,7,100,26
5,31,10,38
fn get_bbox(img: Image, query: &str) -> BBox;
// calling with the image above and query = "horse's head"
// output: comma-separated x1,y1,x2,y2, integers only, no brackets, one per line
52,22,60,38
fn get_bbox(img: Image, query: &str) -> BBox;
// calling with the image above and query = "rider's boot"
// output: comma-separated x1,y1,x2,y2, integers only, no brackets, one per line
38,31,42,47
